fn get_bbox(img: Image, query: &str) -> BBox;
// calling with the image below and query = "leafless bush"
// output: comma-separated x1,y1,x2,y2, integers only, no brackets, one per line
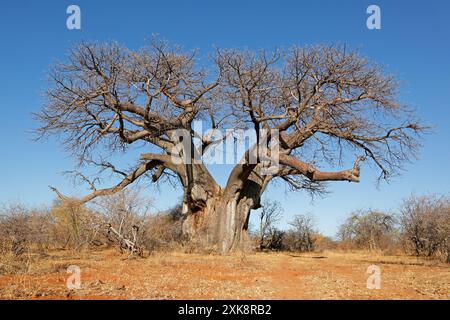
51,201,102,250
0,203,32,257
141,205,185,252
0,203,51,273
283,214,317,252
399,195,450,263
91,189,152,256
313,234,337,252
93,191,185,254
337,209,397,251
0,190,185,267
257,201,283,250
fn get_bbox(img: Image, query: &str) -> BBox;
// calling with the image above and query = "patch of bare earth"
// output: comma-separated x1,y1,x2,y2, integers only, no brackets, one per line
0,249,448,300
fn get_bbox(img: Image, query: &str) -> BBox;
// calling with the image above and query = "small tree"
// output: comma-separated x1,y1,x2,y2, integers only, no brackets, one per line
338,209,396,250
0,203,32,257
258,200,283,250
285,214,316,252
51,201,101,250
92,189,151,256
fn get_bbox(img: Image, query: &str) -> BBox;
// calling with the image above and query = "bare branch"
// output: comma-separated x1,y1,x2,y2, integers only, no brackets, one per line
50,161,158,205
279,154,366,183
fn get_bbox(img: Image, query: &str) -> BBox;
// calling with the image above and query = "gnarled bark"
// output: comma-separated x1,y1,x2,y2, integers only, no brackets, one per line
182,167,266,253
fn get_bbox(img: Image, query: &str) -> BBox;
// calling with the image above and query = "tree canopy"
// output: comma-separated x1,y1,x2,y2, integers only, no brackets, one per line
36,39,424,205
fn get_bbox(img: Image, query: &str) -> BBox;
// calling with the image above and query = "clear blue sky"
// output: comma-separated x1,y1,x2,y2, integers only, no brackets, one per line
0,0,449,236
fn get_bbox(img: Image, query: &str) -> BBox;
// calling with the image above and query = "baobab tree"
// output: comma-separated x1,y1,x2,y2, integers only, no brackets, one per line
36,39,424,253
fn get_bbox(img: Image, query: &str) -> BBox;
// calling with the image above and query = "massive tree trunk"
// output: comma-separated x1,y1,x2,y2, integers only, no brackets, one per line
182,168,265,253
179,164,265,253
182,194,256,253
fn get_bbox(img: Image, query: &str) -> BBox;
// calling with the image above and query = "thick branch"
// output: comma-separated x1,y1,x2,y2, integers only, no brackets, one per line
279,154,365,182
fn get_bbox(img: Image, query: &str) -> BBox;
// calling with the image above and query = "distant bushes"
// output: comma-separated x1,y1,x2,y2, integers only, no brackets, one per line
1,192,449,264
0,191,186,270
88,191,185,255
252,194,450,262
0,203,54,273
0,204,32,261
51,201,104,250
255,207,334,253
0,203,56,255
335,194,450,262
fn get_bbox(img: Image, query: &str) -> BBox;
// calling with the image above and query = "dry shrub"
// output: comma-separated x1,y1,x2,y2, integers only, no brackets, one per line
51,201,102,250
337,209,397,251
263,229,285,251
282,214,317,252
252,212,335,253
0,200,103,274
92,190,186,254
141,205,185,252
313,234,337,252
91,190,151,255
400,194,450,263
0,203,39,274
257,200,283,250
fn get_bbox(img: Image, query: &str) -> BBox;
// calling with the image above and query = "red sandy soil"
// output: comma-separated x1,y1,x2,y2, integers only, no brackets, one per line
0,249,449,300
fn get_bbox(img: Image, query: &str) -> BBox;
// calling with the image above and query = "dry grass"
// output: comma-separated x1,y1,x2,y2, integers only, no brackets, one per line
0,249,449,300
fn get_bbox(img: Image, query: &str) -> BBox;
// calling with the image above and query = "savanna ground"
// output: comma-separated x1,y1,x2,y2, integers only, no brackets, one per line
1,249,449,300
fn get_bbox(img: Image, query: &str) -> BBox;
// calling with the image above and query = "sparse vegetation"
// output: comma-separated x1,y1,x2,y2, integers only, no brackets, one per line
0,249,448,300
0,190,186,273
1,192,449,299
